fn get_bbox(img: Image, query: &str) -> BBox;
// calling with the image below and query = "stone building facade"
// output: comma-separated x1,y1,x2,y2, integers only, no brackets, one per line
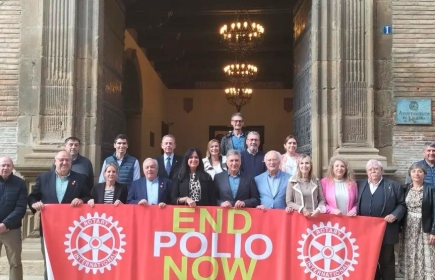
0,0,434,238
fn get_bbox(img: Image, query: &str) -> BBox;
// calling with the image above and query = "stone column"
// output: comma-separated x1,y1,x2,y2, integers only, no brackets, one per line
16,0,104,238
312,0,392,176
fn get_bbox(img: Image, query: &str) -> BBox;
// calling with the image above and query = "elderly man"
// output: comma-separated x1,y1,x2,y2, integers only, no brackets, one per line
357,159,406,280
127,158,172,207
99,134,140,186
254,151,290,210
215,149,259,208
0,157,27,280
406,141,435,185
51,137,94,191
220,112,248,155
156,134,182,180
28,150,90,280
240,131,266,178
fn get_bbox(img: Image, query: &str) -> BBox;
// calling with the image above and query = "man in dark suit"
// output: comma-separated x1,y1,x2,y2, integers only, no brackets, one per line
156,134,182,180
357,159,406,280
240,131,266,178
127,158,172,207
215,149,260,208
28,150,91,280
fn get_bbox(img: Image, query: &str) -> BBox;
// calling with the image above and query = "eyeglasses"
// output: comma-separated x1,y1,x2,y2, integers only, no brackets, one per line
231,119,243,123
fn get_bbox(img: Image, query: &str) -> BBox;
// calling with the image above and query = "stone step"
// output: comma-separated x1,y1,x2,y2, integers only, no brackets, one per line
0,238,44,276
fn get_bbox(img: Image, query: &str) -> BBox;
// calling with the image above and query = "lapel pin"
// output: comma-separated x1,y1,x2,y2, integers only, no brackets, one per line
72,180,76,186
160,183,163,188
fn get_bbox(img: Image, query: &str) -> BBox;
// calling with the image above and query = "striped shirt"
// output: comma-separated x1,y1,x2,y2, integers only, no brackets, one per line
104,189,115,204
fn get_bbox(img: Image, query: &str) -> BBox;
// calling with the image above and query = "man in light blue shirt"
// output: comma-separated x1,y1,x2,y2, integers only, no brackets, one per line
127,158,172,207
254,150,290,210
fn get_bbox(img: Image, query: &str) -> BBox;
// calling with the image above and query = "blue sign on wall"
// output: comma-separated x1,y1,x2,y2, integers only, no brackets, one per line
383,25,392,35
396,99,432,125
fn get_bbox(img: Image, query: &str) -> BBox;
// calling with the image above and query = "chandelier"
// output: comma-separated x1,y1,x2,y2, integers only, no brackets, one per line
219,15,265,54
224,86,253,112
223,63,258,83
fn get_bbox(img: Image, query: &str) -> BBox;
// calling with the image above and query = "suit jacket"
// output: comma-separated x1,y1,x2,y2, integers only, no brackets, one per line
254,170,290,209
214,171,260,208
156,154,182,180
320,177,358,214
27,170,91,236
91,182,128,204
171,174,215,206
127,177,172,204
357,178,406,244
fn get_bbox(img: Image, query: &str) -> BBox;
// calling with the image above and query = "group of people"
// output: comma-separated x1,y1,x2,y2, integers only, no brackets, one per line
0,112,434,280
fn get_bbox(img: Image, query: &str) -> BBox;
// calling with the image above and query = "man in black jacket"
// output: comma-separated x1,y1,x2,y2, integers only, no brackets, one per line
357,159,406,280
0,156,27,280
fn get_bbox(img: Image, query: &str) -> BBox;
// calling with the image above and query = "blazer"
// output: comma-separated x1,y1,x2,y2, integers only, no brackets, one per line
357,178,406,244
403,183,435,235
320,177,358,214
202,156,227,179
156,154,182,180
214,171,260,208
171,174,216,206
27,170,91,236
254,170,290,209
91,182,128,204
127,177,172,205
286,177,326,213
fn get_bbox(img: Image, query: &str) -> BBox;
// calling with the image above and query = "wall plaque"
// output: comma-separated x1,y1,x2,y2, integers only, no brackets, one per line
396,98,432,125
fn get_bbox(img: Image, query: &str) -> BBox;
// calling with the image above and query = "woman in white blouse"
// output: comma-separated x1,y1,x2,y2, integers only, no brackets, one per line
280,135,300,176
202,139,227,179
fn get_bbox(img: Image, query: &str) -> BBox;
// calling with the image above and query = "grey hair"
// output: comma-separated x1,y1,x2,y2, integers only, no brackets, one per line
424,141,435,149
247,131,260,140
365,159,383,170
264,150,281,162
408,162,427,176
143,158,159,170
226,149,241,159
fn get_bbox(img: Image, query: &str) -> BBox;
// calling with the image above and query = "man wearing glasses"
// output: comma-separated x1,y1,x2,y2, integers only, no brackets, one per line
240,131,266,178
220,112,248,156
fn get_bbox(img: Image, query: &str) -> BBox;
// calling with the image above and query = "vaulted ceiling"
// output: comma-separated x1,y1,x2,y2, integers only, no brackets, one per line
125,0,294,89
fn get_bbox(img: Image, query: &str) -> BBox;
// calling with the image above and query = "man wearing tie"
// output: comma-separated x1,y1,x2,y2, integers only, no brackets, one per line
156,135,182,180
127,158,172,207
254,150,290,210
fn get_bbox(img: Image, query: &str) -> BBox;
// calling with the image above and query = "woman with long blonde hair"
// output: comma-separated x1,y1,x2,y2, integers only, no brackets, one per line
202,139,227,179
320,156,357,216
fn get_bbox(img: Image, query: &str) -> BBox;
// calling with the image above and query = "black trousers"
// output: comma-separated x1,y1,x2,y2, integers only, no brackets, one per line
375,243,395,280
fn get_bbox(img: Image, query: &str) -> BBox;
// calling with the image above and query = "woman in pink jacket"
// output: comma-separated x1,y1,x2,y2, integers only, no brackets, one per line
320,156,358,216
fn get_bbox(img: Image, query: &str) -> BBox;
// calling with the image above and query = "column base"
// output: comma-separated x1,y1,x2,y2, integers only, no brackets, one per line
334,147,397,179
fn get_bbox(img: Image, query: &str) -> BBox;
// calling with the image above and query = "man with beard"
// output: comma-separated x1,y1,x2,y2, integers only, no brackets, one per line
220,112,248,156
51,137,94,191
406,141,435,185
240,131,266,178
99,134,140,186
357,159,406,280
28,150,90,280
156,134,182,180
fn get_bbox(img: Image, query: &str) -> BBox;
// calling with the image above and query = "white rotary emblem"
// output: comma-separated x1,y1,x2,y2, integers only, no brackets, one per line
297,222,359,280
64,213,126,274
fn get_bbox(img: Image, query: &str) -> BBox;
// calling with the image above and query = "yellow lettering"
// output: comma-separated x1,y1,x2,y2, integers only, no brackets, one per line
163,256,187,280
227,210,251,234
173,208,195,233
192,256,218,280
222,258,257,280
199,208,222,233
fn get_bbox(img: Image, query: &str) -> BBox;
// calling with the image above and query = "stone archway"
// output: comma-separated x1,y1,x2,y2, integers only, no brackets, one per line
122,48,143,162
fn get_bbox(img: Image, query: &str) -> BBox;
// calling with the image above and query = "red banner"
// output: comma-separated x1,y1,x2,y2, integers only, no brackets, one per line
42,205,386,280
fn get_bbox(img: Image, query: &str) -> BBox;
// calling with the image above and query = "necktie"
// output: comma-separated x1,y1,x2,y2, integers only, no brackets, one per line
165,157,171,176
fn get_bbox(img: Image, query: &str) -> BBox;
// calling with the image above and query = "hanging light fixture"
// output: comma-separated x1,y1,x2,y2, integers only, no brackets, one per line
219,11,265,55
223,63,258,83
224,86,253,112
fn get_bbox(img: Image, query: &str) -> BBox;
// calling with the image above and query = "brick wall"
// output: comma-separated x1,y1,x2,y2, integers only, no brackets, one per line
0,1,20,161
392,0,435,179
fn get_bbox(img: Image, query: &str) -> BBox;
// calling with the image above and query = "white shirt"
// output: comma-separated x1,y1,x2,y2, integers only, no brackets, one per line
369,177,383,194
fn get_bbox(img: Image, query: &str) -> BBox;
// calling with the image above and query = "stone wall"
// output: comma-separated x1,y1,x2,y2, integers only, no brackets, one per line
392,0,435,179
0,0,20,161
293,0,312,155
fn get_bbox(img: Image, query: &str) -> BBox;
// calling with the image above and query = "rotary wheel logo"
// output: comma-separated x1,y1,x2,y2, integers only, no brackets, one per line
64,213,126,274
297,222,359,280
